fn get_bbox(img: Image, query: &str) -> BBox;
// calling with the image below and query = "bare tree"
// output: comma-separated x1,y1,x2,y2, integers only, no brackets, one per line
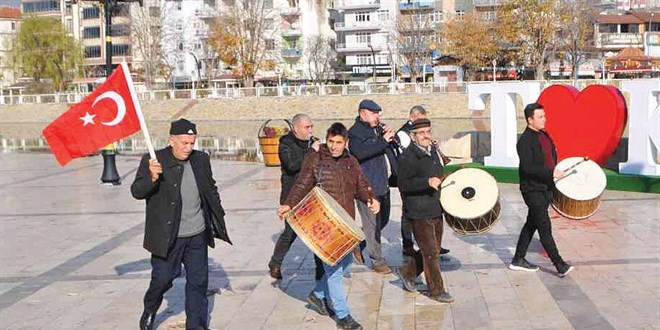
130,3,167,88
557,1,596,81
209,0,278,87
393,7,438,82
304,35,337,84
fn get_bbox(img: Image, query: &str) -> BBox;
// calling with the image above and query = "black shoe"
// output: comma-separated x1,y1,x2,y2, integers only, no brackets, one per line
431,291,455,303
402,246,417,257
440,247,450,255
395,268,417,293
556,262,575,278
268,262,282,280
335,315,363,330
307,292,330,316
509,258,540,272
139,310,156,330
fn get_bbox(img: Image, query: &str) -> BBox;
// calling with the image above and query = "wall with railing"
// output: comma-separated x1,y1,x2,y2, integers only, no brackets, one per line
0,80,631,106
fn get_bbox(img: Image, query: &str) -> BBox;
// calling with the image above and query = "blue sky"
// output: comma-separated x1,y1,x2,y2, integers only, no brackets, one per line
1,0,21,8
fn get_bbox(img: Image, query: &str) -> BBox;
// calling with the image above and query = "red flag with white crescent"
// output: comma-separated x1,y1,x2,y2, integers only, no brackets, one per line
43,63,142,166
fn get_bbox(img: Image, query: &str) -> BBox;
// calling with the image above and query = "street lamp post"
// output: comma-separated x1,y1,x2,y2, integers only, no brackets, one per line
368,42,376,82
492,59,496,82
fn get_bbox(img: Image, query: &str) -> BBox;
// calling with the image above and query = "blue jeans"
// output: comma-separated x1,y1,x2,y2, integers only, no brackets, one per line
312,253,353,319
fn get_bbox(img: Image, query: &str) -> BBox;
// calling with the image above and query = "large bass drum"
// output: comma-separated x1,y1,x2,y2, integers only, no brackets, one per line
440,168,501,235
285,187,365,266
552,157,606,220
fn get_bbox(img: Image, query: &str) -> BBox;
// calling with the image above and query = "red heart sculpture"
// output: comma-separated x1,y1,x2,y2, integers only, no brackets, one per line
537,84,627,166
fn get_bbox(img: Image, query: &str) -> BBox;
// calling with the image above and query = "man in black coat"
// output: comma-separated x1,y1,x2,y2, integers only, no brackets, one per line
395,118,454,303
510,103,574,278
395,105,450,258
348,99,397,274
268,114,321,280
132,119,231,330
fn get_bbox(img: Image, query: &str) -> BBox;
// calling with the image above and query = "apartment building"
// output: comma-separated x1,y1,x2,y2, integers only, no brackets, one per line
332,0,397,82
0,7,21,88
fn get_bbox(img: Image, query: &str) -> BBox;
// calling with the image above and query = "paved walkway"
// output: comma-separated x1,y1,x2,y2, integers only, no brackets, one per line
0,154,658,329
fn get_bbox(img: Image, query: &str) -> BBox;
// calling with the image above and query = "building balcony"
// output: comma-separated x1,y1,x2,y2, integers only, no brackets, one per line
195,7,216,19
282,26,302,37
597,33,644,48
282,48,302,57
336,42,383,52
280,6,301,16
334,21,380,31
473,0,502,7
332,0,380,10
398,0,435,11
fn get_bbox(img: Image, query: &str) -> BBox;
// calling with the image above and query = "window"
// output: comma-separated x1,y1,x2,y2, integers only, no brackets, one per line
430,11,442,22
112,44,130,56
599,24,617,33
82,7,100,19
456,11,465,19
356,32,371,44
177,1,182,10
484,11,496,21
149,6,160,17
112,4,129,17
111,24,130,37
194,43,202,50
65,2,71,15
264,18,274,30
83,26,101,39
356,54,372,65
378,10,389,21
620,24,639,33
66,18,73,34
266,39,275,50
356,11,370,22
177,60,185,71
178,43,184,51
84,46,101,58
176,21,183,30
264,0,273,9
23,1,60,13
11,22,16,30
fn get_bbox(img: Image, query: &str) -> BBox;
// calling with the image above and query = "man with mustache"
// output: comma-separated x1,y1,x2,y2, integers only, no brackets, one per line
395,118,454,303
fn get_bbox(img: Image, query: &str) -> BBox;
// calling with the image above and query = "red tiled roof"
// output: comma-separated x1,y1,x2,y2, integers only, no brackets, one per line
0,7,21,19
597,11,660,24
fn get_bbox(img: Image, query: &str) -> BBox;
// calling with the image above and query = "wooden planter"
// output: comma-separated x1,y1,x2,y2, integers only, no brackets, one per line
258,119,292,167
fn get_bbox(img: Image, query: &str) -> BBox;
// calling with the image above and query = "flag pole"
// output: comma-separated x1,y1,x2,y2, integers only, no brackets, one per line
120,61,156,159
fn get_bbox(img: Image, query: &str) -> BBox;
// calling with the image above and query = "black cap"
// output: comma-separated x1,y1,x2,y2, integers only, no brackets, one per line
411,118,431,131
358,99,382,113
170,118,197,135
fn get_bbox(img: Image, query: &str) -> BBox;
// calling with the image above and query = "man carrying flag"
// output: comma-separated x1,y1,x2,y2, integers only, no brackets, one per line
132,118,232,330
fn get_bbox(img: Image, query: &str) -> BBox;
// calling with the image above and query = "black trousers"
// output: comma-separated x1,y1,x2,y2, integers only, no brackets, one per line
269,221,325,280
143,232,209,330
513,191,564,265
401,214,415,249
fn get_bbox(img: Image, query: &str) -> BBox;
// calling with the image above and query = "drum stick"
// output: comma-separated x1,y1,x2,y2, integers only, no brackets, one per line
554,157,588,183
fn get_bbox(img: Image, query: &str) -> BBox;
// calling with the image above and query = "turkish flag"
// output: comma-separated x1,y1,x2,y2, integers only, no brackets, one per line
43,63,143,166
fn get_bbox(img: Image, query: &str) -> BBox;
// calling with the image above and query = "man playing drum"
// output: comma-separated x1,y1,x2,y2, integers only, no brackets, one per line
395,106,450,258
395,118,454,303
510,103,575,277
277,123,380,330
268,114,321,280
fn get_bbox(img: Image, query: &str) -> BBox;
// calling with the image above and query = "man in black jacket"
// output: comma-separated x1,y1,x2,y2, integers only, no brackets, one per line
395,118,454,303
348,99,397,274
395,105,450,257
268,114,321,280
132,119,231,330
510,103,574,277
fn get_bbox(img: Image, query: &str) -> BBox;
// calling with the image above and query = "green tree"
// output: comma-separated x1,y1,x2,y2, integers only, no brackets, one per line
13,16,83,91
